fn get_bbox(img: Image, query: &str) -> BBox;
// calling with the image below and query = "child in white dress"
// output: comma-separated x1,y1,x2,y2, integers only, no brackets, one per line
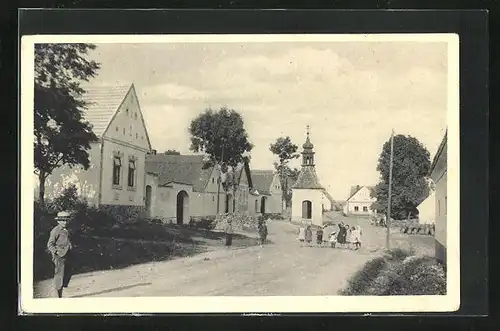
329,229,338,248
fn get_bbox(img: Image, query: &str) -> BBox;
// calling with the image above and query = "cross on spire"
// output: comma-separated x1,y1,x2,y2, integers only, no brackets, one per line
306,125,310,137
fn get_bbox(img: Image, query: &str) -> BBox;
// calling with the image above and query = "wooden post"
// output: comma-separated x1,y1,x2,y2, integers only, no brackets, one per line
386,130,395,249
216,143,224,215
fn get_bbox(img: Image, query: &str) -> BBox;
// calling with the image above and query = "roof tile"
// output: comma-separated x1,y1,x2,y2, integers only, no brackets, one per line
145,154,213,192
250,170,275,195
292,167,324,190
81,85,131,137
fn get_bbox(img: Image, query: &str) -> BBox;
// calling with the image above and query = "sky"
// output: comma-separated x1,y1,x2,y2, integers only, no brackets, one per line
86,40,448,200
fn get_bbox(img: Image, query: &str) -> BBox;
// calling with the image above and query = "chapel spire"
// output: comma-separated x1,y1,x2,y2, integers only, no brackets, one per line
302,125,315,166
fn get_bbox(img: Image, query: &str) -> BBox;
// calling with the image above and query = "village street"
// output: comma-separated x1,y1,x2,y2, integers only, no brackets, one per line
34,212,433,298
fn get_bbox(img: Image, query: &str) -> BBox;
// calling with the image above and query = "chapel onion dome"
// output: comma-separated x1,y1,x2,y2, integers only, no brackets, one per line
303,136,314,150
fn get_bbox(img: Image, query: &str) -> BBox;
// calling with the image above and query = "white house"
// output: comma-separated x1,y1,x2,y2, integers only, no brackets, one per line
35,84,153,216
417,180,436,225
343,185,376,216
429,130,447,265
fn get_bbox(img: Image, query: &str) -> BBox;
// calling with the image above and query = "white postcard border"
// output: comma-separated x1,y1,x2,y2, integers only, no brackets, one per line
20,33,460,314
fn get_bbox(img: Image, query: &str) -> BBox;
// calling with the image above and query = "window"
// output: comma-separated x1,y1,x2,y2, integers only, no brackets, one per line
130,125,132,136
255,200,259,213
437,200,441,216
135,113,138,120
212,178,215,184
128,159,136,187
112,156,122,186
363,206,368,212
123,128,126,135
212,196,215,202
354,206,359,212
126,108,129,115
116,126,119,132
136,133,138,139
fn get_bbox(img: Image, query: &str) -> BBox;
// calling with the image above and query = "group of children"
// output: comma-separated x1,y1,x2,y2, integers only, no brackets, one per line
297,222,363,250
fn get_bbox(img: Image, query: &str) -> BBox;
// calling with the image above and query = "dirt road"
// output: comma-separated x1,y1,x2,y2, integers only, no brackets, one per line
33,213,433,298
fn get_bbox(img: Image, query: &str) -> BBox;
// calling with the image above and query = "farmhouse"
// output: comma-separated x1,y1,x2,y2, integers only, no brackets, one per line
35,84,153,216
429,130,447,265
145,154,253,224
343,185,376,216
249,170,283,215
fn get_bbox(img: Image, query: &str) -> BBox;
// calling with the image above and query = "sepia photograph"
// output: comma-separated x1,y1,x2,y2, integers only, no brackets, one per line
20,33,459,313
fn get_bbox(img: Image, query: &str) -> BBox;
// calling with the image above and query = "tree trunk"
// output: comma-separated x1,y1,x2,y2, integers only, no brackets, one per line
38,170,46,209
282,174,287,213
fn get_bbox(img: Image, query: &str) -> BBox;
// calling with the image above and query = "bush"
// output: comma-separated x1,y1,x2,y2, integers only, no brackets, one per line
339,257,388,295
385,247,415,262
197,216,217,230
340,252,446,296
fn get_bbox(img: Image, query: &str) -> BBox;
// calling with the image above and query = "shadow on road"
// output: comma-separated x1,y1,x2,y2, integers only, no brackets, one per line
70,282,153,298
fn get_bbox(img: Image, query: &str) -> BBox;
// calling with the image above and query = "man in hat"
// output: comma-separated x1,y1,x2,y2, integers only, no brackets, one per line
47,211,74,298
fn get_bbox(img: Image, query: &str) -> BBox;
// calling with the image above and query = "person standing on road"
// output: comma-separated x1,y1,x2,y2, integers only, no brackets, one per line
350,225,362,250
322,224,331,246
337,222,346,248
47,211,74,298
225,219,233,247
258,220,268,247
305,225,313,247
316,226,324,247
297,222,306,246
345,225,353,249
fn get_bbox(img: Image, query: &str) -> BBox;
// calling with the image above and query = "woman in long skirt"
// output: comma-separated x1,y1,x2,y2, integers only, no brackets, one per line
337,223,346,247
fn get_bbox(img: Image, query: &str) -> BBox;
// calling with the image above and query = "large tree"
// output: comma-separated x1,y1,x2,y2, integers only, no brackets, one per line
34,43,100,208
372,134,431,220
188,107,253,213
270,136,300,209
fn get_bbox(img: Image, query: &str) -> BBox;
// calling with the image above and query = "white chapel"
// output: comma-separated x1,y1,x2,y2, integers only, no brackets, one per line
291,127,327,226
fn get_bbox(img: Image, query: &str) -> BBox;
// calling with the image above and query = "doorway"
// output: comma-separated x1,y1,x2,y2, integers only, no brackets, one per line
145,185,152,217
260,196,267,214
302,200,312,219
176,190,189,224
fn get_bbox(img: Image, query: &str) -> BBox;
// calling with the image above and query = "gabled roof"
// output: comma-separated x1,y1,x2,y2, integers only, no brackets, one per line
429,129,448,176
145,154,214,192
237,161,253,189
81,85,131,137
346,185,375,201
250,170,275,195
322,190,335,204
292,167,323,190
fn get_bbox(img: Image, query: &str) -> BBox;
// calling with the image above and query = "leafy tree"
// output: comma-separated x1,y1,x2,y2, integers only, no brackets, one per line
34,43,100,208
52,184,80,212
270,136,300,209
189,107,253,213
164,149,181,155
372,134,431,220
281,167,300,207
